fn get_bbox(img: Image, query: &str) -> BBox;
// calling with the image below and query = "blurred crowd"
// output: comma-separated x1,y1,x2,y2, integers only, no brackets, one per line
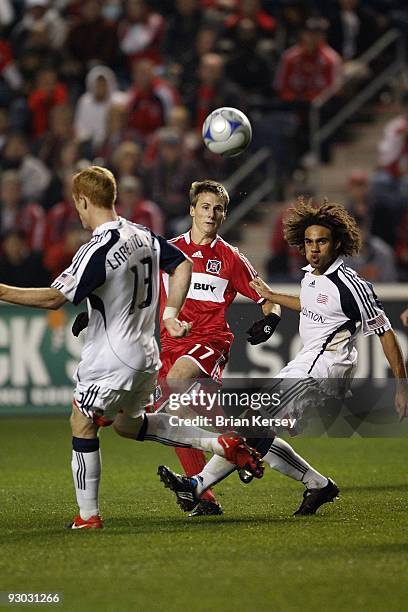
267,93,408,283
0,0,407,287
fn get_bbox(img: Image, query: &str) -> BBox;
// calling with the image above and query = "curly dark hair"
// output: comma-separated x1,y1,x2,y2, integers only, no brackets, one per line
283,198,362,256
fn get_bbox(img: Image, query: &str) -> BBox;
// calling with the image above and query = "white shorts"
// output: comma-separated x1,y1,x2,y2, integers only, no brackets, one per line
73,371,157,421
261,348,358,427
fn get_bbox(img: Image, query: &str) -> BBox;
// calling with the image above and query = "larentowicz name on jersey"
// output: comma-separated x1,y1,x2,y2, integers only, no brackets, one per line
107,233,150,269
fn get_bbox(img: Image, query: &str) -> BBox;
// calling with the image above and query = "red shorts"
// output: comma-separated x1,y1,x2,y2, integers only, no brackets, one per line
159,337,231,382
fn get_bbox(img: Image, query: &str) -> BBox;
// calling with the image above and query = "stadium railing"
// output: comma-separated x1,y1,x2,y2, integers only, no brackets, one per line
309,29,406,176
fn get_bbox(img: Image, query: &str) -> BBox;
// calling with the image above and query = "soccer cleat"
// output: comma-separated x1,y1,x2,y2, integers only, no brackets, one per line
188,500,223,517
157,465,199,512
66,514,103,529
218,432,264,479
238,468,254,484
294,478,340,516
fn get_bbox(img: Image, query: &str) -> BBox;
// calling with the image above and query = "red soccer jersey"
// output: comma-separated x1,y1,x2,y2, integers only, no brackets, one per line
159,231,263,352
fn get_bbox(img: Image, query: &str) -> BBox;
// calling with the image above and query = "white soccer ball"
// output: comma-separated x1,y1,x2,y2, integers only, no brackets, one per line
202,107,252,157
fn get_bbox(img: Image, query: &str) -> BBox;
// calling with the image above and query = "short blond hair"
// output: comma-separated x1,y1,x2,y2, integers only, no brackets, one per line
189,180,229,211
72,166,117,209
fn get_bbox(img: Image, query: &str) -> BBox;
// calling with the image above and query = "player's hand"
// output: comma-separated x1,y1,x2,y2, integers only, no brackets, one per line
246,313,281,345
164,317,192,338
72,312,89,337
249,277,275,301
395,380,408,420
400,308,408,327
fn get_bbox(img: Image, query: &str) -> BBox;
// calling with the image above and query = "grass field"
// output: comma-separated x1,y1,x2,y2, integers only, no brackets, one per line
1,417,408,612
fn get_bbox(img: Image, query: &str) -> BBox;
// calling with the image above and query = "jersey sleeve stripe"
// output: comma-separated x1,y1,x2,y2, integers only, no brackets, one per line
237,252,258,278
71,233,111,275
71,234,102,265
339,266,376,318
342,266,378,315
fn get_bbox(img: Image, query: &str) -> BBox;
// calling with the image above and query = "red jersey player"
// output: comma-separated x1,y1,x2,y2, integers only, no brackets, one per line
156,180,281,516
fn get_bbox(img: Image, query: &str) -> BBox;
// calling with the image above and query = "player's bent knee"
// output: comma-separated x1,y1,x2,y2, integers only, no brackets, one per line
113,413,143,440
166,357,203,381
70,404,98,438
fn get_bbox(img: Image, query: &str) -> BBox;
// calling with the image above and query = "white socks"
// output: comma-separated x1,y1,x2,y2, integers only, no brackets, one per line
71,437,101,520
143,413,225,456
263,438,328,489
193,455,235,496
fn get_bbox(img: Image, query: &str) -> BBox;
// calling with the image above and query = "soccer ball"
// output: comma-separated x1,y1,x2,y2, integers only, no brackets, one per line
202,107,252,157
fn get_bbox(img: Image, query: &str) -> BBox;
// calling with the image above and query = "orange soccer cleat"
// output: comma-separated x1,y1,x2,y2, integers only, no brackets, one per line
217,433,264,479
67,514,103,530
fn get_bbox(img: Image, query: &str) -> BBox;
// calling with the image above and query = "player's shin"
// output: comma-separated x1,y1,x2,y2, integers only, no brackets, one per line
71,437,101,520
175,447,217,502
140,413,225,455
263,437,328,489
192,455,235,496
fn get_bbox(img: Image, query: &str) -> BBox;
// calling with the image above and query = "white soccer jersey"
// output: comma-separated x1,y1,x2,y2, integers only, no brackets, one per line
297,257,391,375
264,257,393,425
51,217,186,390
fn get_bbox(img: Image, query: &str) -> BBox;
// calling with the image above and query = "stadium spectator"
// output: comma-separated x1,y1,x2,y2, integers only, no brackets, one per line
101,0,124,23
1,133,50,201
144,127,205,234
126,58,180,142
375,94,408,188
223,0,276,51
11,0,67,51
74,65,127,153
28,67,68,138
226,17,274,98
0,170,46,252
266,202,305,282
43,221,89,279
44,173,78,248
143,104,200,166
344,223,398,282
117,175,165,235
66,0,119,80
165,0,203,71
41,139,83,211
184,52,245,129
0,0,14,30
95,103,139,165
274,1,311,54
110,140,144,183
327,0,380,61
275,18,343,103
0,36,23,106
345,170,372,220
177,24,221,91
36,104,75,170
0,229,49,287
275,18,343,164
118,0,165,69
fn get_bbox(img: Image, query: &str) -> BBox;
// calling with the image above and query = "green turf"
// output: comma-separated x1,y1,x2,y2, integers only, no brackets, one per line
0,418,407,612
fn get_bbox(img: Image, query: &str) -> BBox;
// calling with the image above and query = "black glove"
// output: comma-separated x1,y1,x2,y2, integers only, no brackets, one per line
72,312,89,337
246,313,281,345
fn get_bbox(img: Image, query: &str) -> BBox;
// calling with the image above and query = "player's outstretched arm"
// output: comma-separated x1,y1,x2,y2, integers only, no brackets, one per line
0,284,66,310
249,277,301,312
163,259,193,338
400,307,408,327
246,298,282,346
379,329,408,419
